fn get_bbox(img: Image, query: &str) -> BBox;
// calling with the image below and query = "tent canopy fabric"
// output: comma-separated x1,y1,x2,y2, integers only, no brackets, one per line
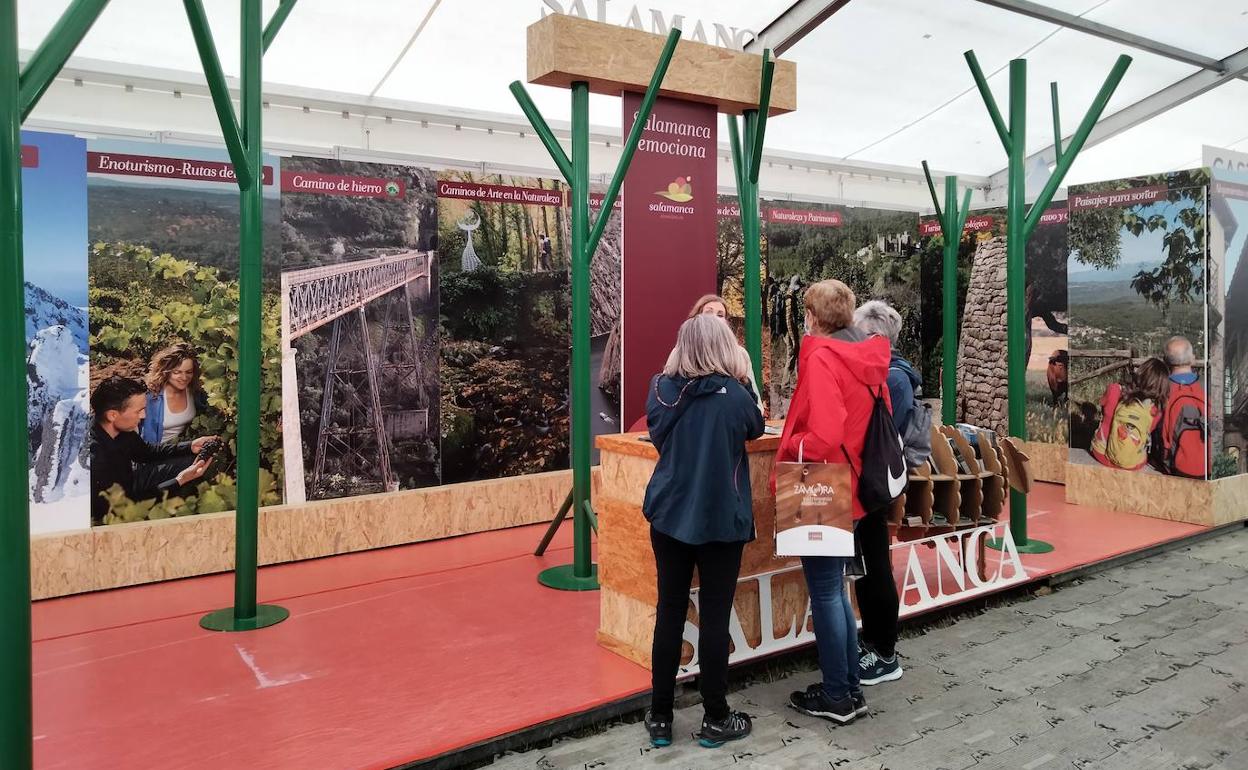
17,0,1248,186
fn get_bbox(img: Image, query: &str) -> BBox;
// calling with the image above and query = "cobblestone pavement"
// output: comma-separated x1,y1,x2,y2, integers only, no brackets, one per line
485,527,1248,769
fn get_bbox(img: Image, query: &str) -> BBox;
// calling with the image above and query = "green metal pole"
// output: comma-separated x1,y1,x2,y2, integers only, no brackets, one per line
262,0,297,54
0,1,32,764
569,81,593,583
740,113,763,388
942,175,958,427
200,0,289,629
1003,59,1043,551
17,0,110,121
513,30,678,591
182,0,252,190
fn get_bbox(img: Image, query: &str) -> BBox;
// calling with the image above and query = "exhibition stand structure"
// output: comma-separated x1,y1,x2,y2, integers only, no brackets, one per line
6,3,1248,768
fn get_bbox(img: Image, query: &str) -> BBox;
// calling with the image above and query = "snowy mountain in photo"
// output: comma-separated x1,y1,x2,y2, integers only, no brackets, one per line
25,282,89,516
25,281,88,350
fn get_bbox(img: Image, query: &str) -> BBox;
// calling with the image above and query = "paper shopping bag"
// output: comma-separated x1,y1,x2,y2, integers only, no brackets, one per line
774,460,854,557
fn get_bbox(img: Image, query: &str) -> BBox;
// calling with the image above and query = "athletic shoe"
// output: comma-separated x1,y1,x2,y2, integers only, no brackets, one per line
644,711,673,747
859,648,903,685
800,682,866,715
851,688,869,717
788,684,857,724
698,710,752,748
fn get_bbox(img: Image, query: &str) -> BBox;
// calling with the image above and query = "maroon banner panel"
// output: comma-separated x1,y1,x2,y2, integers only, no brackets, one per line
88,151,274,185
20,145,38,168
284,170,406,198
620,93,718,428
1037,204,1069,226
918,214,998,236
1070,185,1166,210
438,179,562,207
766,207,842,227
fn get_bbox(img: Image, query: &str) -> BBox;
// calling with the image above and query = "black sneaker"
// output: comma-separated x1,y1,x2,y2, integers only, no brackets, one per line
698,710,751,748
788,684,857,724
858,648,903,686
851,688,869,717
645,711,672,747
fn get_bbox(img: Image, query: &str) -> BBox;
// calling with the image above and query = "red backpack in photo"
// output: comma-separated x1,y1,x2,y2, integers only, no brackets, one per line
1160,381,1208,478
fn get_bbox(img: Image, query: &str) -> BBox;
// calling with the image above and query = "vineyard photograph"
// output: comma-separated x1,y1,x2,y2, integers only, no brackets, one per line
85,153,285,525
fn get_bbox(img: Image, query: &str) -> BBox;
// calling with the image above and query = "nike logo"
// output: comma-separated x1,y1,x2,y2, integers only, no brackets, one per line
887,432,906,497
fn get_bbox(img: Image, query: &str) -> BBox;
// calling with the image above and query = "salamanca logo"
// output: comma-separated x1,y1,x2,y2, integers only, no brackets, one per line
540,1,757,50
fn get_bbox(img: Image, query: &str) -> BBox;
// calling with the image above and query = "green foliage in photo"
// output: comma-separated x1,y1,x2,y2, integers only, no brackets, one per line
89,242,283,523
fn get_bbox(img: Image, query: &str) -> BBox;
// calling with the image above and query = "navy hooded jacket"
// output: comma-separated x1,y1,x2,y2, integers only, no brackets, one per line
643,373,766,545
888,354,922,433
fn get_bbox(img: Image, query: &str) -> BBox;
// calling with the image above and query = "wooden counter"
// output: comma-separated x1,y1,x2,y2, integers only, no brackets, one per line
595,429,817,672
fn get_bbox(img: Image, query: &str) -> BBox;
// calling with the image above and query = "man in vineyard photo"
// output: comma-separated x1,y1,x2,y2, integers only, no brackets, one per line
88,375,217,525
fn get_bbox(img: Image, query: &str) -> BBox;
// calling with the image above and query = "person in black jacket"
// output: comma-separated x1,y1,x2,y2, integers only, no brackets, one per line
88,375,216,525
642,314,765,749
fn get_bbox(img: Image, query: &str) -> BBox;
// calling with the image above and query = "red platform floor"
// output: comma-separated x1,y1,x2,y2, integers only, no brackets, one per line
32,483,1206,769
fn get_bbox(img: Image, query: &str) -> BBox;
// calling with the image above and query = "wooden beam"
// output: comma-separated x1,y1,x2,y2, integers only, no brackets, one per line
526,14,796,116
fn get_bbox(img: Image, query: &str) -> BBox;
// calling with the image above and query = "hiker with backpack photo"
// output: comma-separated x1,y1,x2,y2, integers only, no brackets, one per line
1084,336,1210,479
1154,336,1210,478
1089,357,1170,472
770,280,903,725
851,301,931,687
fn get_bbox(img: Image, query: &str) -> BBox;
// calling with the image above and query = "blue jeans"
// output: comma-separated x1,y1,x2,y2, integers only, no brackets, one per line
800,555,859,700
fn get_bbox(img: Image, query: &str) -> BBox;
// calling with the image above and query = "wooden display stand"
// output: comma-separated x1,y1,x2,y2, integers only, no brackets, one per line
891,426,1013,531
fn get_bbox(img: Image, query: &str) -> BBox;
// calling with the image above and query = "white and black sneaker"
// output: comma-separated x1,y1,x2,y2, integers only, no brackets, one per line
698,710,752,748
788,683,857,724
859,648,903,685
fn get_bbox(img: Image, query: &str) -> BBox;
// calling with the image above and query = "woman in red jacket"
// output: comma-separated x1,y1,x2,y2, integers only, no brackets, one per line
772,279,892,725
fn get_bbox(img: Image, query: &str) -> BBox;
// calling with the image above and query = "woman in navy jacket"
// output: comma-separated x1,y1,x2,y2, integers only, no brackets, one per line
643,314,765,749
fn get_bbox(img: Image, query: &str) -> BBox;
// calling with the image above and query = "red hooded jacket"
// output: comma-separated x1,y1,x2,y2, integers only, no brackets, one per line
772,333,892,521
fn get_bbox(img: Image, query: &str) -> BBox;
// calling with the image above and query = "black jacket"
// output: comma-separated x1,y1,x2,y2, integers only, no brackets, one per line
642,373,765,544
89,425,193,524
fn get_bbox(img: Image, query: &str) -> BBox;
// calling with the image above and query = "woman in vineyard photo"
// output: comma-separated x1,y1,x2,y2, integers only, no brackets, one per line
139,342,209,445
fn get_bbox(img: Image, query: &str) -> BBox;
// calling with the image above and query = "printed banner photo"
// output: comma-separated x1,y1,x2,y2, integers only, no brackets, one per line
590,187,623,458
86,139,283,526
437,172,570,484
918,204,1069,446
281,157,441,502
23,131,89,535
1206,146,1248,478
1067,169,1211,479
620,94,718,429
767,201,920,418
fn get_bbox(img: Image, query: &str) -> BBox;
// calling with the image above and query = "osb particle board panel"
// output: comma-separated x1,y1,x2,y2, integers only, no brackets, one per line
1213,473,1248,527
597,495,797,606
527,13,797,115
1065,462,1217,526
32,468,583,600
1022,441,1066,484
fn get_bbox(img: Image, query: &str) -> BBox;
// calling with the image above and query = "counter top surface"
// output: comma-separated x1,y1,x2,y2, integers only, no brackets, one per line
595,423,784,459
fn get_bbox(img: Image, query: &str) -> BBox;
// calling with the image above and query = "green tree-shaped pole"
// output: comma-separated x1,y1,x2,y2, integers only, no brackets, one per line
964,50,1131,553
195,0,298,631
921,161,973,427
510,28,681,591
728,50,776,386
2,2,113,765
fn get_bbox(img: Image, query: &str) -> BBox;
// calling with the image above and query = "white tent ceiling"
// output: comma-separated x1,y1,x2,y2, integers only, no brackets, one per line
17,0,1248,189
